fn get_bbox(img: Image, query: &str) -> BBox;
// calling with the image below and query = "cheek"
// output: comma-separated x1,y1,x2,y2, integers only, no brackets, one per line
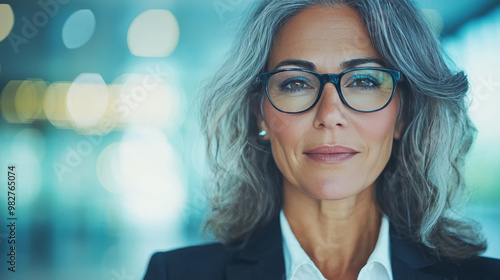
359,103,400,164
362,115,397,143
265,113,293,137
262,100,297,140
365,94,400,139
263,100,307,176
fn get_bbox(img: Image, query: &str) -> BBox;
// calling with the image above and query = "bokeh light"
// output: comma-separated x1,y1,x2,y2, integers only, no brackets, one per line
14,80,39,123
96,142,122,194
0,4,14,42
62,9,96,49
44,82,73,129
1,79,46,123
1,80,22,123
15,79,46,123
119,127,185,224
66,73,109,129
127,9,180,57
110,73,181,127
96,127,186,225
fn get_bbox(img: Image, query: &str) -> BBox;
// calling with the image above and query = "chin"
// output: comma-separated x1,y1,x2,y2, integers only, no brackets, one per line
307,181,364,201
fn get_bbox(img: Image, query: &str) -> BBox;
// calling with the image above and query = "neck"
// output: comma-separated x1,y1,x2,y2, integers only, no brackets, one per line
282,182,381,280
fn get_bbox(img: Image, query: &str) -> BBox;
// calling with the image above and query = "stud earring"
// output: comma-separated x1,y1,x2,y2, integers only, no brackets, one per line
259,130,267,137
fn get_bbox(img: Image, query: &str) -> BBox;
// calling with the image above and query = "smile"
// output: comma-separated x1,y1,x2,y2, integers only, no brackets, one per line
304,145,359,164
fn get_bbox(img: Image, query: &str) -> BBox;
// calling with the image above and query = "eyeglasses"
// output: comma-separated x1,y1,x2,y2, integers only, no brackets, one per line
258,67,402,113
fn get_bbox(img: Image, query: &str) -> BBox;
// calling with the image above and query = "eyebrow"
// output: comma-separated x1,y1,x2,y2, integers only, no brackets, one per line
340,58,385,69
274,59,316,71
272,58,385,71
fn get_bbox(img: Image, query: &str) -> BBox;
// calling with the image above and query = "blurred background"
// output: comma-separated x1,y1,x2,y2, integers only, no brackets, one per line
0,0,499,279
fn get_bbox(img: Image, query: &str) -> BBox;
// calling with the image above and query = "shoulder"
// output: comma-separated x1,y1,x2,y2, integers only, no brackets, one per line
404,255,500,280
142,216,284,280
454,256,500,279
390,225,500,279
424,256,500,280
143,243,238,280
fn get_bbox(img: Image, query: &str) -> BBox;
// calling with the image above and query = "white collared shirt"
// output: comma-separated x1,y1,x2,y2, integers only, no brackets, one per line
280,210,393,280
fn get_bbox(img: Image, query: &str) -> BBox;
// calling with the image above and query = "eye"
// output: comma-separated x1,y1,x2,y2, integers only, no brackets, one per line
346,75,380,89
285,80,308,89
280,78,313,92
353,79,375,87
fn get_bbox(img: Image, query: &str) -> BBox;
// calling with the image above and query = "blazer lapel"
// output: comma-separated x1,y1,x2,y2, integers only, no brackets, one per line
226,215,286,280
225,217,461,280
390,225,458,280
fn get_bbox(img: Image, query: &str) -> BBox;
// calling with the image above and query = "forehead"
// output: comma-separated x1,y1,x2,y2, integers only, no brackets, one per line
268,6,379,71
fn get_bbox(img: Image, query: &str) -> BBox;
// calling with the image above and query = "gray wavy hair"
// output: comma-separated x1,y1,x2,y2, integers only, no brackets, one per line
200,0,486,262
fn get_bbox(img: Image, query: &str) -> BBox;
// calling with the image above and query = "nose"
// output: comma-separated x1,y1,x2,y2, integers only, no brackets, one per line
313,82,348,129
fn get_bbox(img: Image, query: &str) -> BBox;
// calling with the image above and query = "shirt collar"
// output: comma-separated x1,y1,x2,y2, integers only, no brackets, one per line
280,210,392,280
280,210,326,280
363,213,393,280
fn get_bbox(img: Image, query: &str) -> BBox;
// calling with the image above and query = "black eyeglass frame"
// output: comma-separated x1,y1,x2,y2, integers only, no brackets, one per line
257,67,402,114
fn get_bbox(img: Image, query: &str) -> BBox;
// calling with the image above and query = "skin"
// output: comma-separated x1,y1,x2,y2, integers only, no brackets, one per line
258,6,403,280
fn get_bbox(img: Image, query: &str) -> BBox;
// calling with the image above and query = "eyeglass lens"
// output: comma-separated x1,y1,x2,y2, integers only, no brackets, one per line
267,69,395,112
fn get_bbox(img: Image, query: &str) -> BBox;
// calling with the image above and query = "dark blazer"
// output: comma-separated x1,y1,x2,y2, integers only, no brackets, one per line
143,216,500,280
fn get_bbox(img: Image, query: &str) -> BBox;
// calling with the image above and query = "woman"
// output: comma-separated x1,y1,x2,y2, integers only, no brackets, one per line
144,0,500,279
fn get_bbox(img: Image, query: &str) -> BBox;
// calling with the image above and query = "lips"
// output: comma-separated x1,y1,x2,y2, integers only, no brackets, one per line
304,145,359,163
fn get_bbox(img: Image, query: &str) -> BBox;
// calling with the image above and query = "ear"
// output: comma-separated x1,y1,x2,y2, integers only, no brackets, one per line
256,113,271,140
254,98,271,141
394,117,404,140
